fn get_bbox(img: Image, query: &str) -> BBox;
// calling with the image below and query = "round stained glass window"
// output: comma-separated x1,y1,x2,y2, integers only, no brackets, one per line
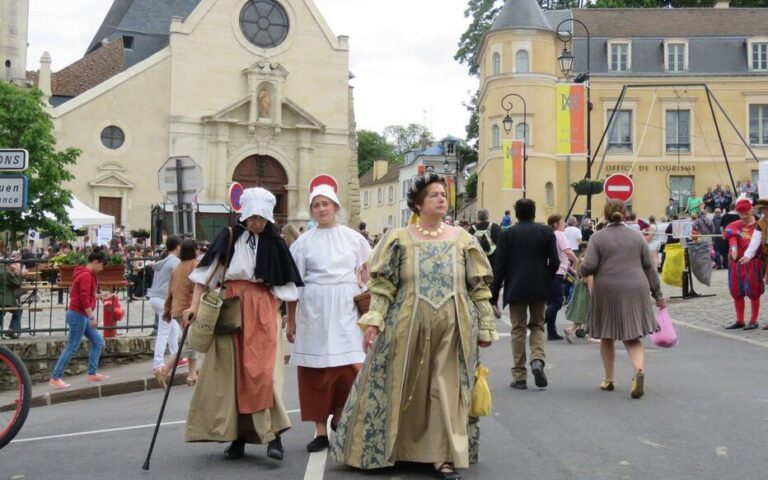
239,0,290,49
100,126,125,149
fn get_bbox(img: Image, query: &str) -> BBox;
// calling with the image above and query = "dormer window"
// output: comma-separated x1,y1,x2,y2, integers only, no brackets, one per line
748,38,768,71
122,36,134,50
665,41,687,73
608,40,631,72
445,142,456,155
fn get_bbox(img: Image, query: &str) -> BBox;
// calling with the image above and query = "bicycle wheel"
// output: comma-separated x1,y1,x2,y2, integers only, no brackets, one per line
0,345,32,449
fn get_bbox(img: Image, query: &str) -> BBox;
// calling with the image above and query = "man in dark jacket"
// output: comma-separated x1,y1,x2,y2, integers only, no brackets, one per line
492,199,560,390
0,262,23,339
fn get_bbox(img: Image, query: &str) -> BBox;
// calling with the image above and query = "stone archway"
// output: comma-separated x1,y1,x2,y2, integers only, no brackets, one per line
233,155,288,224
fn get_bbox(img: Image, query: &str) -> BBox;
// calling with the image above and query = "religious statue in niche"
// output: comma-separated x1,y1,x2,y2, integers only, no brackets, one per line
259,89,271,119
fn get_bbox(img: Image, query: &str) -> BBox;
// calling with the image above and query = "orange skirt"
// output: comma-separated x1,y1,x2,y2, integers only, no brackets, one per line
297,364,361,422
227,281,278,414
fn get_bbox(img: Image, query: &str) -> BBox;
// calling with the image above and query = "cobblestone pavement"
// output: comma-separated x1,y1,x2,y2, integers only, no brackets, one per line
661,268,768,347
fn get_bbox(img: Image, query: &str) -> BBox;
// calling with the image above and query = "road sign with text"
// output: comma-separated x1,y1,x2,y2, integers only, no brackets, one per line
0,175,29,211
0,149,29,171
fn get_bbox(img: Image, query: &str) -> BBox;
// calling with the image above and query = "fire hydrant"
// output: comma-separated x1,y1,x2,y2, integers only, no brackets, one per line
102,295,124,339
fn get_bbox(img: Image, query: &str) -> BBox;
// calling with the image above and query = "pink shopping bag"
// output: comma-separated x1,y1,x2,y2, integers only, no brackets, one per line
651,307,678,348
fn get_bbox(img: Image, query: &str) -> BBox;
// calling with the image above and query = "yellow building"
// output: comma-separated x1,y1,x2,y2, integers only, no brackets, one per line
358,160,399,235
477,0,768,222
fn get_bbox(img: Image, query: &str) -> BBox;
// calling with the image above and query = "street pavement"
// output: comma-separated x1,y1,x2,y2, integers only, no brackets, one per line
2,268,767,479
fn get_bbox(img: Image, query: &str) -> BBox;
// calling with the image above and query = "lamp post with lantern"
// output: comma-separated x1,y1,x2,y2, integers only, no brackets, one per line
500,93,528,198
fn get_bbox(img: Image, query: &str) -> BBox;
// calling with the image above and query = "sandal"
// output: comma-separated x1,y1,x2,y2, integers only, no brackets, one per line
435,462,461,480
153,368,167,389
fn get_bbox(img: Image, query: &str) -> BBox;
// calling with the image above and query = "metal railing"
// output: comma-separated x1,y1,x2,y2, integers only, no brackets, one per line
0,257,161,339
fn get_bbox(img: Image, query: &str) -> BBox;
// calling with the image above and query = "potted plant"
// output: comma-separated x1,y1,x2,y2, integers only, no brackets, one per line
55,251,86,285
99,252,127,285
571,178,604,195
130,228,151,240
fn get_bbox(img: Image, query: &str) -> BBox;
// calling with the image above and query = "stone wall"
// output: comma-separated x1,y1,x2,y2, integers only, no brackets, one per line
0,337,154,387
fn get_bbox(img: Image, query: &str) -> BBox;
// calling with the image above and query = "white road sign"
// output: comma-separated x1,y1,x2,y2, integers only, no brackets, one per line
0,149,29,171
0,175,28,211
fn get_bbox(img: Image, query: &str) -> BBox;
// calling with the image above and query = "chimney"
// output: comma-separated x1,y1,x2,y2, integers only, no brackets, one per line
372,159,389,181
714,0,730,8
39,51,52,98
419,132,429,151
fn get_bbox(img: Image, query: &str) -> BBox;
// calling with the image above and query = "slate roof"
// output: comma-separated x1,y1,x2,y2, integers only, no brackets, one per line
359,164,400,187
490,0,552,32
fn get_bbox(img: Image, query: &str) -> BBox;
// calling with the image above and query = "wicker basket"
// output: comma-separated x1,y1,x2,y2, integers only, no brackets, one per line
187,292,223,352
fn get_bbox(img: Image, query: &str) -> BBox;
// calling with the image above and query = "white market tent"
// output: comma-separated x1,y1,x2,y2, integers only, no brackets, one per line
66,196,115,228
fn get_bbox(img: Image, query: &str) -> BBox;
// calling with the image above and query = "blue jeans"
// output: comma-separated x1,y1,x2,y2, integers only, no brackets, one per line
545,275,565,337
53,310,104,378
0,309,22,335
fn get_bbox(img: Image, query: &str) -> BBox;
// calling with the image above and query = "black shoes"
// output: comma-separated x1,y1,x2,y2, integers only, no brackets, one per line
743,323,759,331
548,333,564,341
531,360,548,388
724,322,745,330
510,380,527,389
267,436,284,461
436,462,462,480
223,439,245,459
306,435,329,452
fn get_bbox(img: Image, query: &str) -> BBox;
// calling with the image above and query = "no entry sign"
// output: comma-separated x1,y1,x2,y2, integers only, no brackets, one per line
604,173,634,202
309,174,339,193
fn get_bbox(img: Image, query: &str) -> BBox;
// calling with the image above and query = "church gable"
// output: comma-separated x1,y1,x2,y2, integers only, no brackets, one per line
89,171,135,189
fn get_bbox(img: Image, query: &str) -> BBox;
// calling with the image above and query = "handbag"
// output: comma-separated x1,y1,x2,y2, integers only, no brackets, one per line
650,307,678,348
470,364,491,417
565,280,589,325
353,265,370,316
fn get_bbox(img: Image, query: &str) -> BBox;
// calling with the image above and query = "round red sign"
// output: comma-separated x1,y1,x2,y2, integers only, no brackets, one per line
228,182,244,212
604,173,634,202
309,174,339,193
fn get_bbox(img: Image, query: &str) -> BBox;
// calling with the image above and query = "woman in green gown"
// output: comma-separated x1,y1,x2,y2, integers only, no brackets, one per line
332,173,498,480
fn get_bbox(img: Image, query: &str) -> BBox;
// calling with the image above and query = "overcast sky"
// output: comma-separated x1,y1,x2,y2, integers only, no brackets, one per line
26,0,478,140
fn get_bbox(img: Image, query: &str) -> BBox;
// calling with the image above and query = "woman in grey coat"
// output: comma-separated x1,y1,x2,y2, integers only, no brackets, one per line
579,200,666,399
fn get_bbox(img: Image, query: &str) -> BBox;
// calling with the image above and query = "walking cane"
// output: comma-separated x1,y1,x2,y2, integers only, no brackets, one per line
142,322,191,470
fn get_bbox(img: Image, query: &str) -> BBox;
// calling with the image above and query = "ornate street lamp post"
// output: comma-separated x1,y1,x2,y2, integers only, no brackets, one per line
500,93,528,198
556,18,593,218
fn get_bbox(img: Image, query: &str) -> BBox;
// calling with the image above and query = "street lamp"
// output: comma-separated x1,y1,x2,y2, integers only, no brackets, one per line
556,18,593,218
500,93,528,198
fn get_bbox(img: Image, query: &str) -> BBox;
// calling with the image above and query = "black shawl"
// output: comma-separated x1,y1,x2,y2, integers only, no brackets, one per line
197,223,304,287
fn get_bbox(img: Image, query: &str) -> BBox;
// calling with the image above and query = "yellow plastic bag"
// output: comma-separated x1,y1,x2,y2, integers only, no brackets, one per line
662,243,684,288
470,365,491,417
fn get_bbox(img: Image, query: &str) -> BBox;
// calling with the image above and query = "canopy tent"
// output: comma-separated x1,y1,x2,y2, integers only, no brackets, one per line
66,196,115,228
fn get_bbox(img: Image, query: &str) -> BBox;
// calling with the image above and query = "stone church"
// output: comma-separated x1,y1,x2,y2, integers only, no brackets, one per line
16,0,360,236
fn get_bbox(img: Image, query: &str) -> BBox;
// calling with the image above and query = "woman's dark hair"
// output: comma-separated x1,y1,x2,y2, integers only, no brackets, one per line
179,238,198,261
406,173,446,214
604,199,627,223
514,198,536,221
547,214,563,227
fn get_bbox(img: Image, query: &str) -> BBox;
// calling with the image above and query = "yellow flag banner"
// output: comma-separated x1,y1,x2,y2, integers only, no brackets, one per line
446,175,456,208
556,84,586,155
502,139,523,190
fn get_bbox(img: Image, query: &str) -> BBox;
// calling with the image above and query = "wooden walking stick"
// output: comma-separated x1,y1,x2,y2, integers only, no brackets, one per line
142,322,190,470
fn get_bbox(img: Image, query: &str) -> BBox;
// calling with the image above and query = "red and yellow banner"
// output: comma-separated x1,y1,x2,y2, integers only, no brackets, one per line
502,139,523,190
446,175,456,208
556,84,586,155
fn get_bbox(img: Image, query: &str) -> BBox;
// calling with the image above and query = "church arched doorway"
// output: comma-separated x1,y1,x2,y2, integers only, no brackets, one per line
233,155,288,224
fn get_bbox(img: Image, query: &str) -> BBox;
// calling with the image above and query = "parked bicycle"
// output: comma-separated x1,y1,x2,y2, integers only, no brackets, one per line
0,344,31,448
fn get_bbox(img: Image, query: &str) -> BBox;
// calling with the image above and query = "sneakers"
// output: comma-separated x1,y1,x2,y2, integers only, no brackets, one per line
49,378,71,389
87,373,110,383
510,380,527,390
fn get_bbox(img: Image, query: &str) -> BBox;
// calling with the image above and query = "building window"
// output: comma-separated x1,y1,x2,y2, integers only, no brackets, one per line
387,215,394,227
515,50,529,73
609,43,629,72
239,0,290,49
363,191,369,208
122,36,134,50
749,104,768,145
607,110,632,152
670,176,694,212
515,122,529,143
377,187,383,205
752,42,768,71
388,185,394,203
666,110,691,152
402,179,412,199
667,43,685,72
446,142,456,155
401,209,410,227
100,126,125,149
491,125,501,148
545,182,555,207
492,53,501,75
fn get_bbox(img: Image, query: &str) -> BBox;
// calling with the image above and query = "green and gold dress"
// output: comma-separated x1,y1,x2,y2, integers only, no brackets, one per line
331,227,498,470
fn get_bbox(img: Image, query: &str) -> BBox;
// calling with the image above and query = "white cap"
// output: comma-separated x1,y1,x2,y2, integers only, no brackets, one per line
309,184,340,208
239,187,276,223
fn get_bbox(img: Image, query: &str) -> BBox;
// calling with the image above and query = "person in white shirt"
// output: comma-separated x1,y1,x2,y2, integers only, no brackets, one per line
563,216,583,251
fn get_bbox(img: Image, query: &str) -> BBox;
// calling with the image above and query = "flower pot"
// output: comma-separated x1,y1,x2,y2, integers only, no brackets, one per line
98,264,126,285
58,265,76,285
572,182,604,195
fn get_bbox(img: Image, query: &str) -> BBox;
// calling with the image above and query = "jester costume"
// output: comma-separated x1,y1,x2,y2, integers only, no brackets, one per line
723,218,764,327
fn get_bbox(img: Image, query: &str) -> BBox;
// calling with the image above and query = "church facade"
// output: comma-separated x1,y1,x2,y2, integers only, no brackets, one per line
31,0,360,234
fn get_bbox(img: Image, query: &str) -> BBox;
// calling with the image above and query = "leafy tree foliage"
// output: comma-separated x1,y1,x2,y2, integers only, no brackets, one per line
383,124,433,156
0,83,79,242
357,130,397,176
455,0,504,77
465,172,478,199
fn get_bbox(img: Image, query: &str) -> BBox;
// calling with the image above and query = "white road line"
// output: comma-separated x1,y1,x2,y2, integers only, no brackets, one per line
673,319,768,349
11,409,301,444
304,450,328,480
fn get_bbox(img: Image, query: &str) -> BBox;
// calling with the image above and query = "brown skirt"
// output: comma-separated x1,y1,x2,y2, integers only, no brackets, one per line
298,364,361,422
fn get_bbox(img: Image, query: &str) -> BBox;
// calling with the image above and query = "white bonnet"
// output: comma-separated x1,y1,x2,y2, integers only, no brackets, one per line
239,187,276,223
309,184,340,207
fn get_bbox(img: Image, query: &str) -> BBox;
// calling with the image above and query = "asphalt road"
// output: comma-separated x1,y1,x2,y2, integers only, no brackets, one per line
2,319,767,480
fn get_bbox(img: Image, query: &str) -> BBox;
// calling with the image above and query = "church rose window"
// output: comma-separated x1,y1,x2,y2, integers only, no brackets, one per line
100,126,125,149
239,0,290,49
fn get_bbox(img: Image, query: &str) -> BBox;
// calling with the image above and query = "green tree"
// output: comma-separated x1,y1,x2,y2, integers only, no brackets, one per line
383,124,433,156
357,129,397,176
465,172,478,199
455,0,504,77
0,83,79,242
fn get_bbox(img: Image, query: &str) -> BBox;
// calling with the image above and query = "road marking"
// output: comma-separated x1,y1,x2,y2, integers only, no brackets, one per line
304,450,328,480
11,409,301,444
673,319,768,349
639,437,664,448
715,446,728,457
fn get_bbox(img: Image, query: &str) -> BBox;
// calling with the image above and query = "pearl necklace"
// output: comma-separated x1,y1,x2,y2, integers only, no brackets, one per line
416,222,444,238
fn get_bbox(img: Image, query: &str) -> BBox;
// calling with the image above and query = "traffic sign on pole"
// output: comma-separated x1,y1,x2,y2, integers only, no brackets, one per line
604,173,634,202
0,175,29,211
0,149,29,171
309,174,339,193
157,156,203,205
228,182,244,212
